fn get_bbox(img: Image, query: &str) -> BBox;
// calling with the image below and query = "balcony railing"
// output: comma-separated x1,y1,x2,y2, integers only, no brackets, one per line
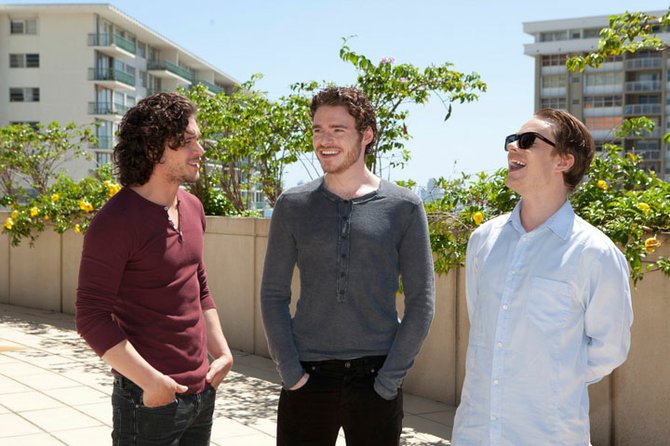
88,102,129,116
147,60,194,82
583,106,623,117
625,58,661,70
540,87,567,97
88,33,137,55
583,85,624,95
625,80,661,92
193,80,224,94
624,104,662,115
88,68,135,87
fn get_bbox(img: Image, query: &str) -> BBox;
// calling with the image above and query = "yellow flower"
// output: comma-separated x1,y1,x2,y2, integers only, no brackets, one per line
30,207,39,217
627,152,636,162
644,236,662,254
51,193,59,202
596,180,609,191
637,203,651,214
107,183,121,198
74,224,81,233
11,210,19,219
44,215,50,220
3,217,14,230
79,200,94,213
472,211,484,226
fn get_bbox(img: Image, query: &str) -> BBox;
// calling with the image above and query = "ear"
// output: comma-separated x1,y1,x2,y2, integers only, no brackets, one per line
555,153,575,173
361,126,374,147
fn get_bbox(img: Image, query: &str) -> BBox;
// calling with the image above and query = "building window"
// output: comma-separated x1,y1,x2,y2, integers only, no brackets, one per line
10,121,39,129
10,19,37,34
585,72,624,86
542,74,567,88
541,54,568,67
9,53,40,68
584,95,623,108
9,87,40,102
583,28,601,38
137,41,146,59
539,31,567,42
540,97,567,109
96,152,112,166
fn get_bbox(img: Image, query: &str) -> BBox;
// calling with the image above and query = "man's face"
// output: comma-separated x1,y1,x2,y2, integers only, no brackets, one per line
312,105,371,175
505,117,567,197
160,116,204,184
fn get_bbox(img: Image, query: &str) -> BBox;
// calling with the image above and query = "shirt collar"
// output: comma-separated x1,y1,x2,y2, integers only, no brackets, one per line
505,199,575,240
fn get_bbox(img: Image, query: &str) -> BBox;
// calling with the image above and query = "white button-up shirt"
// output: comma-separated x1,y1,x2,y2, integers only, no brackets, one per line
452,200,633,446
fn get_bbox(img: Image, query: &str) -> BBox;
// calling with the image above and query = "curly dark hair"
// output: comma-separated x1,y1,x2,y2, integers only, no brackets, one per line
310,86,378,154
535,108,595,191
113,92,196,186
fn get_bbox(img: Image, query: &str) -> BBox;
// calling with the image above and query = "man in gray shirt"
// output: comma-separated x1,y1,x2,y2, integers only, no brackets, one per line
261,86,435,446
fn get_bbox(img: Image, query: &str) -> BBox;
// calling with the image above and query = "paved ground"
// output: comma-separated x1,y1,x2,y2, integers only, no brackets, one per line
0,303,454,445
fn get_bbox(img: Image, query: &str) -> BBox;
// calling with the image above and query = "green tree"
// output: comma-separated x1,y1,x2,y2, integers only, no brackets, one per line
295,38,487,178
184,79,311,214
0,122,95,201
567,8,670,72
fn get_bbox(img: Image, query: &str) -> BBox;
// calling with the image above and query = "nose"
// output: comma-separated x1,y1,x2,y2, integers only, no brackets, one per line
195,140,205,155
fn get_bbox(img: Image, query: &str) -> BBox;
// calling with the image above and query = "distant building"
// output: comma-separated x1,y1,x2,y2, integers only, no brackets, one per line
0,3,236,179
524,11,670,181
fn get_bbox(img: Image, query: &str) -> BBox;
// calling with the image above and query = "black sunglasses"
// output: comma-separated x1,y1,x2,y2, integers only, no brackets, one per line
504,132,556,151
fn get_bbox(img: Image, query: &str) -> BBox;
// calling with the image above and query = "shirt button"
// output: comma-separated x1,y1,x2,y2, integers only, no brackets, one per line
344,362,351,369
490,415,497,421
497,342,503,348
493,379,499,385
502,304,509,310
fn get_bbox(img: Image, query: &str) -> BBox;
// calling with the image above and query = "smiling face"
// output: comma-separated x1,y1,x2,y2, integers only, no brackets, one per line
505,117,572,198
158,116,204,184
312,105,372,175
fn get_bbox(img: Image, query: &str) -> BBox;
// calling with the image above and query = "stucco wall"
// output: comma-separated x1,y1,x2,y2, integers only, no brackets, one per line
0,213,668,445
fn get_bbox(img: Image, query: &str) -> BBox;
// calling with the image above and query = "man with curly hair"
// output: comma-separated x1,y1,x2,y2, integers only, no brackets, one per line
261,86,435,445
76,92,233,445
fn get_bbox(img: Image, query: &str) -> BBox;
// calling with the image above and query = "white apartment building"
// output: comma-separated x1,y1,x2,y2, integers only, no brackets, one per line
0,3,237,180
524,12,670,181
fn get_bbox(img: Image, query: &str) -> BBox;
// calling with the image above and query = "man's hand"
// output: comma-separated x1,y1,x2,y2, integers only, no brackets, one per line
289,373,310,391
142,374,188,407
206,353,233,389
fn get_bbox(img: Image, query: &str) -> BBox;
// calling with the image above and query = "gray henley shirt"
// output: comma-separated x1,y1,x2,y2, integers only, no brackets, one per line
260,177,435,400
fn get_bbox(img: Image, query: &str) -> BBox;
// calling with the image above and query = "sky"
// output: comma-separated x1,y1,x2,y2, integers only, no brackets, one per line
10,0,667,187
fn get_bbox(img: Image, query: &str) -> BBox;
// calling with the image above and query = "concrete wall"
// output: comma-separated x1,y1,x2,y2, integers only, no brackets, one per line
0,212,668,445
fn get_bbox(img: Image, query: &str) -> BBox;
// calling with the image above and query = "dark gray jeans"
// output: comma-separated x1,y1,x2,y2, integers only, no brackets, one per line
111,375,216,446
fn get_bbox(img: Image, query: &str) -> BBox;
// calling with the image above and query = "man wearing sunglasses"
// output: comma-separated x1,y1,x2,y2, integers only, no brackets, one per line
452,108,633,445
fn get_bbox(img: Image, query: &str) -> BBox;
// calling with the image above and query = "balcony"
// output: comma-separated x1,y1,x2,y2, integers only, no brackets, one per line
540,65,567,75
623,104,662,115
88,33,136,58
147,60,193,83
583,106,623,117
192,80,224,95
625,80,661,92
625,58,661,70
88,102,129,117
540,87,566,97
88,68,136,91
90,135,113,150
584,61,624,72
583,85,624,95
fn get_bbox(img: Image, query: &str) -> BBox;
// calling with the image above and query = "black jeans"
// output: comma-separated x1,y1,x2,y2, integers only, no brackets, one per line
277,356,403,446
111,375,216,446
